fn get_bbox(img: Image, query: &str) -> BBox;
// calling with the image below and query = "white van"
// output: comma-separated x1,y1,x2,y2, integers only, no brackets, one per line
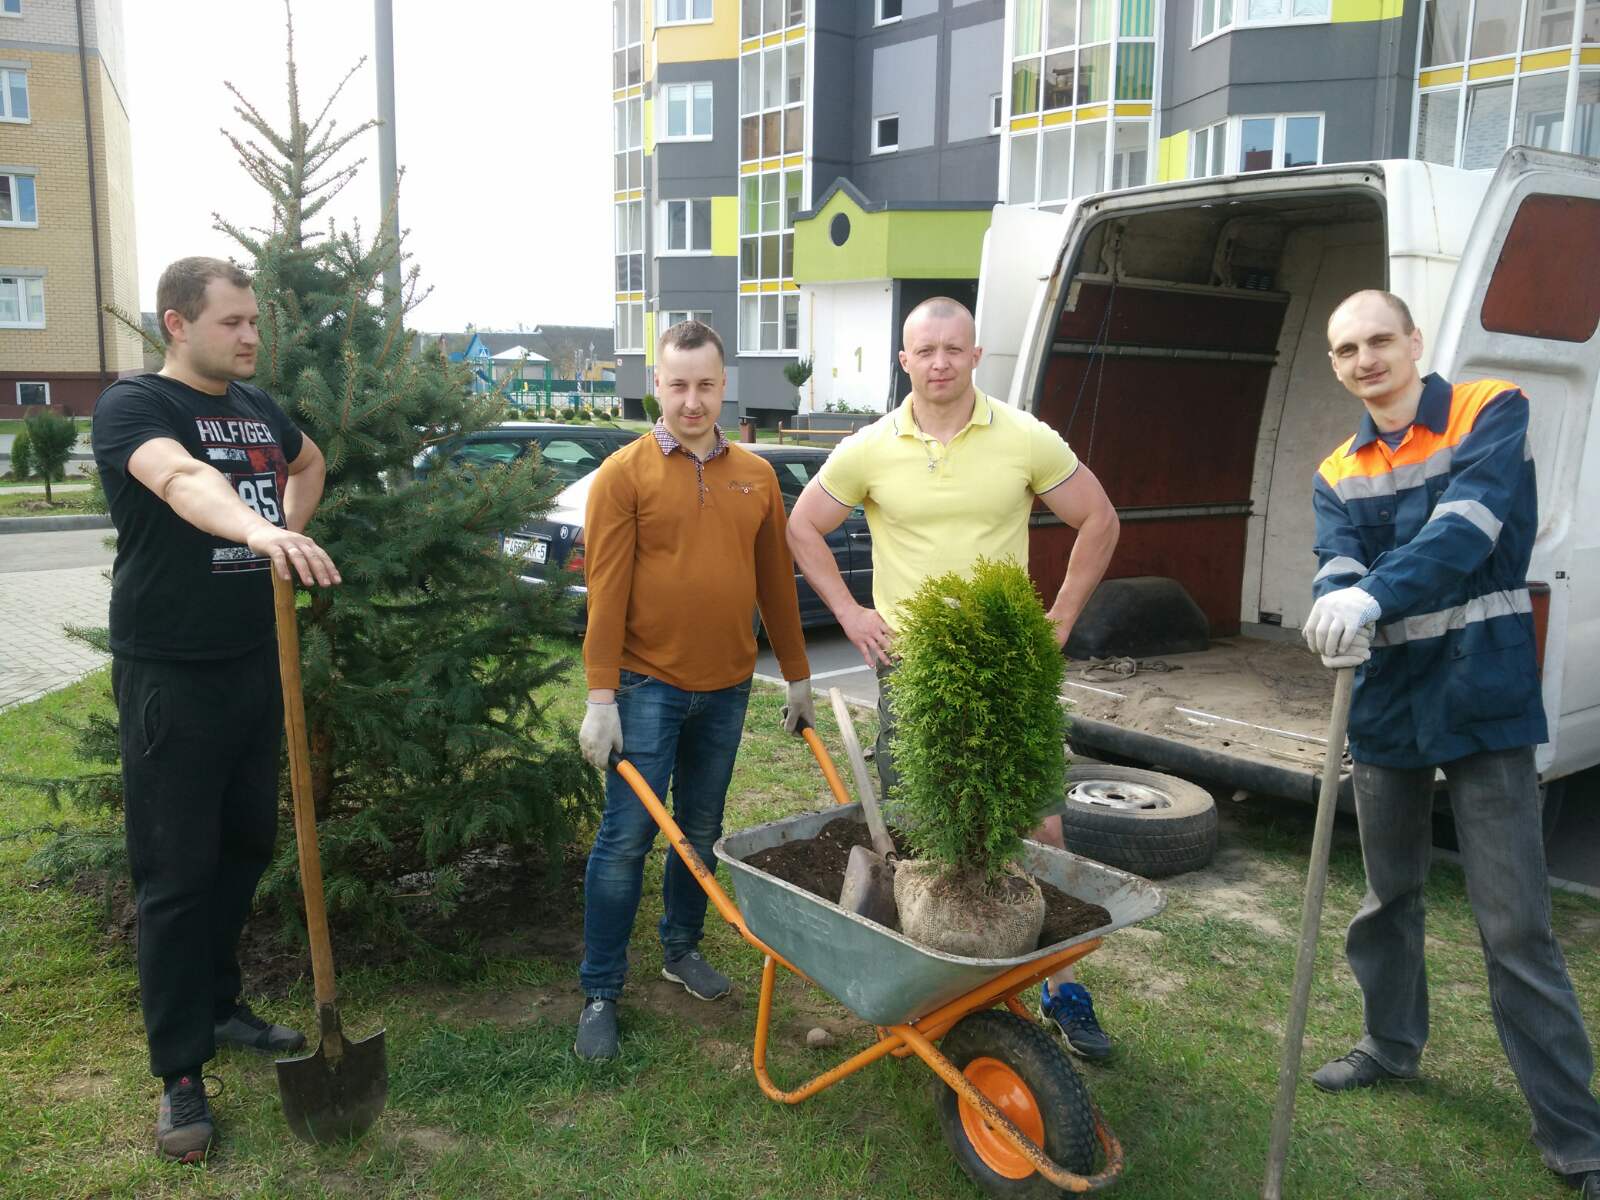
975,147,1600,813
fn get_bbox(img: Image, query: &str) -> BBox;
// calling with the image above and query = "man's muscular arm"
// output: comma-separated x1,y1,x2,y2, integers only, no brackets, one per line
127,437,340,586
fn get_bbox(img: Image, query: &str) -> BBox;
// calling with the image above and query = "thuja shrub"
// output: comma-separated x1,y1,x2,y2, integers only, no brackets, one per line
887,557,1066,879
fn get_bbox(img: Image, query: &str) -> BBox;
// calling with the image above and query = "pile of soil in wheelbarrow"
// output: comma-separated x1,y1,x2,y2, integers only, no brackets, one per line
744,819,1112,948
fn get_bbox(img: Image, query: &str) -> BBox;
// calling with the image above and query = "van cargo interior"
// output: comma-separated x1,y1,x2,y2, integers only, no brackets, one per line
1027,190,1389,797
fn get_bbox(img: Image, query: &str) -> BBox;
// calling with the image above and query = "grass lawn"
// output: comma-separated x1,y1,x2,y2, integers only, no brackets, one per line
0,490,97,516
1,664,1596,1198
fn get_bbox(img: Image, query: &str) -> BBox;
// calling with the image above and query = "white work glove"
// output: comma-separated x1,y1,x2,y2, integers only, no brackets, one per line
782,679,815,735
579,701,623,772
1321,626,1373,670
1303,586,1382,658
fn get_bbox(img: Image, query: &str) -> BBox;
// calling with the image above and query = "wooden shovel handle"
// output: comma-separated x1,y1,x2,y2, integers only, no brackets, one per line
828,688,895,860
272,571,338,1010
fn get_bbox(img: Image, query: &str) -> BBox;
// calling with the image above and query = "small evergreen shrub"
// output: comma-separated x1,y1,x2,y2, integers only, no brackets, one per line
642,394,661,424
888,558,1066,879
9,424,34,481
24,411,78,502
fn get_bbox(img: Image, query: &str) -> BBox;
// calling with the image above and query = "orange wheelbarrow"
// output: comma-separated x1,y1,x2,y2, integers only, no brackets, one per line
609,723,1165,1196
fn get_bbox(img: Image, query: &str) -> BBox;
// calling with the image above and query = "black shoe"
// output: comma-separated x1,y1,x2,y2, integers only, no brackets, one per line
1564,1171,1600,1198
214,1002,306,1055
574,997,619,1061
1039,980,1113,1061
661,951,732,1001
155,1074,216,1164
1311,1049,1410,1092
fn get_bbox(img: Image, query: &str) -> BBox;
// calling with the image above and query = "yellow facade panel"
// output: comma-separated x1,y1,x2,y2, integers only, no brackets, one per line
1114,102,1154,117
655,11,740,62
1156,130,1190,182
1076,104,1108,121
1009,115,1041,131
710,195,739,257
1042,110,1074,127
1519,50,1569,71
1418,66,1464,86
1467,57,1516,79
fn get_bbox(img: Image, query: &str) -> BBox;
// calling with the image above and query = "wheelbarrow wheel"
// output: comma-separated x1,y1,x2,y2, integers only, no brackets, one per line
933,1010,1095,1198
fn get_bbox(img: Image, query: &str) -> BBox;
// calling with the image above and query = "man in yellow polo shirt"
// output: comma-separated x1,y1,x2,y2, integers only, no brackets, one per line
787,295,1120,1057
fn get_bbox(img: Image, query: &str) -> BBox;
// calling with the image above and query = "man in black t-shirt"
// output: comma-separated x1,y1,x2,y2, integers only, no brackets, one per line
92,256,340,1164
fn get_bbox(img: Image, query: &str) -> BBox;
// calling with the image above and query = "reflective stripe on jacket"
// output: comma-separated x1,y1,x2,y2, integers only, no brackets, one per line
1311,372,1547,768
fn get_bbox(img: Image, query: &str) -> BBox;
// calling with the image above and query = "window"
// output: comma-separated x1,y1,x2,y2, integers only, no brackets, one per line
615,199,643,289
990,93,1003,133
614,301,644,353
1188,120,1227,177
663,309,713,329
740,40,804,161
0,67,28,121
0,172,36,225
660,81,713,140
657,0,711,22
877,0,903,22
612,0,642,89
1235,113,1322,171
1480,193,1600,343
873,114,900,153
0,273,44,327
16,382,48,406
738,293,800,353
661,198,712,252
1196,0,1328,41
1,1,20,15
744,0,802,36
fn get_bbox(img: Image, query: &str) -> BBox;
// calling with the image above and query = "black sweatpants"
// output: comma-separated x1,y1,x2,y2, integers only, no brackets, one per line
115,643,282,1079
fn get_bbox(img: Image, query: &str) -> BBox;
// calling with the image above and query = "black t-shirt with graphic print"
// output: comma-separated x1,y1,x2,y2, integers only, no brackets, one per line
92,372,305,660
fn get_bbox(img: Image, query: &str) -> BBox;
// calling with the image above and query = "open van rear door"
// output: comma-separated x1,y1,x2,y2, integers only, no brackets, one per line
1428,146,1600,778
974,203,1071,406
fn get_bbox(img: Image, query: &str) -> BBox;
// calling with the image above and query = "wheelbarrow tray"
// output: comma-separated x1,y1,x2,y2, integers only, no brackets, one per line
715,804,1166,1027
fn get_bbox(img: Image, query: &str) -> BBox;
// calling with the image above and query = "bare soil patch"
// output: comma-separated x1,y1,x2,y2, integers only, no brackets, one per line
742,817,1111,948
1158,841,1295,939
78,844,589,998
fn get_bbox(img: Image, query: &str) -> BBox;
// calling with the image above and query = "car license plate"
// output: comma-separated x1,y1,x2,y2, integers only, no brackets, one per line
504,537,548,564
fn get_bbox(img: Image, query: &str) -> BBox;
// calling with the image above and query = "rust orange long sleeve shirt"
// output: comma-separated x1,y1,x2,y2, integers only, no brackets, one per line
582,435,810,692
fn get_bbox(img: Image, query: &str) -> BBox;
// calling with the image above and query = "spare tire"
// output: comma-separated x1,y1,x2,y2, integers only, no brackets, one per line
1050,764,1218,878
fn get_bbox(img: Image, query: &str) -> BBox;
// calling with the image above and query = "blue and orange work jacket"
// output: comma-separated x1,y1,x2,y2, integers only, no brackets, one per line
1312,372,1548,768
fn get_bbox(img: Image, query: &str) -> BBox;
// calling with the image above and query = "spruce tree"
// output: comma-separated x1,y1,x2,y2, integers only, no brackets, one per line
18,2,600,934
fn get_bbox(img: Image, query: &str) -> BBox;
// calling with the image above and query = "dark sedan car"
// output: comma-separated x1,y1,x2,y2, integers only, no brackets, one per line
501,442,874,632
413,421,636,488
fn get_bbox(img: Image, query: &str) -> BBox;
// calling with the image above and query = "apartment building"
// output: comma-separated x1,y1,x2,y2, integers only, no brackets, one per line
609,0,1600,419
0,0,141,419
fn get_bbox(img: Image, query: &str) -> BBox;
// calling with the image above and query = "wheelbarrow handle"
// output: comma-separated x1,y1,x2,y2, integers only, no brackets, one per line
272,572,340,1014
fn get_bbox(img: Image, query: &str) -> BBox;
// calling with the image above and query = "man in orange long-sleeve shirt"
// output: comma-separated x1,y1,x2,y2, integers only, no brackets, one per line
573,319,814,1061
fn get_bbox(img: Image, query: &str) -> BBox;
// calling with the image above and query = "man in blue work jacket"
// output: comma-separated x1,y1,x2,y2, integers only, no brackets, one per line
1303,289,1600,1196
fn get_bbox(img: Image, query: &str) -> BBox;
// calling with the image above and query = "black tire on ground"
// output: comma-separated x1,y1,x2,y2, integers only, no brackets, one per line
933,1011,1096,1199
1053,764,1218,878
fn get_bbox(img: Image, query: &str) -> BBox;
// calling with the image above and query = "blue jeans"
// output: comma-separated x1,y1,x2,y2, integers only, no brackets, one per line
1348,746,1600,1176
578,670,752,1001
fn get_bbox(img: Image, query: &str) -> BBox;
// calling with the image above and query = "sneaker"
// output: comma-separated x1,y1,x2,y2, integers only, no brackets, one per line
1311,1049,1412,1092
661,951,732,1001
1039,980,1112,1061
155,1074,216,1164
574,997,619,1061
214,1002,306,1055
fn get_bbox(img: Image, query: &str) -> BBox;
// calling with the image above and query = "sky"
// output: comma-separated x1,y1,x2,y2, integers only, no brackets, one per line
125,1,613,334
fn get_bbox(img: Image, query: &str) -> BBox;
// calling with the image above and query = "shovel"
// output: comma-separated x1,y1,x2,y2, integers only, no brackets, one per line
1262,665,1355,1199
828,687,898,928
271,571,388,1144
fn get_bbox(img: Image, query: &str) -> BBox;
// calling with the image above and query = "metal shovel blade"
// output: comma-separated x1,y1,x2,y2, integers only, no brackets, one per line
275,1009,388,1144
839,843,898,927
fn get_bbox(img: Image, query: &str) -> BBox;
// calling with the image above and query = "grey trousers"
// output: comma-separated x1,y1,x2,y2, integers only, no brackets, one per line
1348,746,1600,1176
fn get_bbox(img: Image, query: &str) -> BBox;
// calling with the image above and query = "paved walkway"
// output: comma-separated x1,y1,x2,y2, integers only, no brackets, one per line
0,544,113,710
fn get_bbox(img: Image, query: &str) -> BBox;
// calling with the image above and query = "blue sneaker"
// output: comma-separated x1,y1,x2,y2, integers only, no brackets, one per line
1039,981,1112,1061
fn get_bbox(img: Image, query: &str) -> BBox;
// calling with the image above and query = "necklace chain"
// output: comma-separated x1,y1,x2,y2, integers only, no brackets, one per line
909,404,940,473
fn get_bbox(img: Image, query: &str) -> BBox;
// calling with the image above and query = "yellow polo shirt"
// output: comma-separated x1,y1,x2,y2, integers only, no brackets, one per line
816,389,1079,631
